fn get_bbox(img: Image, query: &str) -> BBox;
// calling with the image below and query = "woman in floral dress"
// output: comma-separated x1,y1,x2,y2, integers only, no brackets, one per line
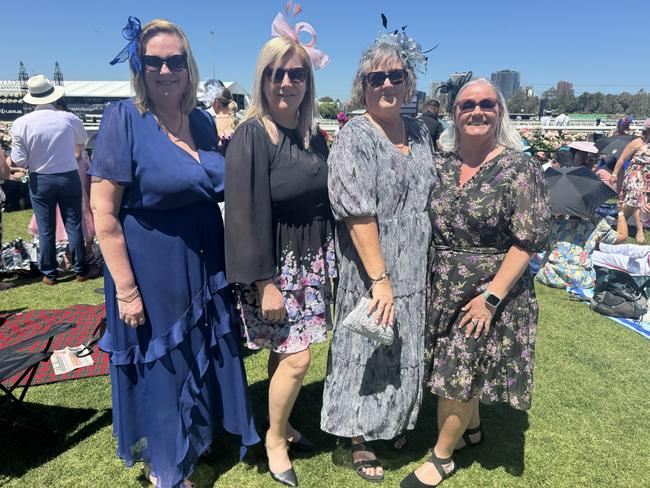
224,22,334,487
401,79,550,487
610,119,650,242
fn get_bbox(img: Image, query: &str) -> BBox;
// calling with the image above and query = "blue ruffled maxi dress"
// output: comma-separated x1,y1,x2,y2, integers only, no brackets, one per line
90,100,259,488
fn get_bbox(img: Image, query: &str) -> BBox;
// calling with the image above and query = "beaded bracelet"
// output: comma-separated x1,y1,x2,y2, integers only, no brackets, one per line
116,288,140,303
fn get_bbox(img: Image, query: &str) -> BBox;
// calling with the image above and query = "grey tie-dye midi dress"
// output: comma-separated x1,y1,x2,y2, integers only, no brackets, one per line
321,115,439,440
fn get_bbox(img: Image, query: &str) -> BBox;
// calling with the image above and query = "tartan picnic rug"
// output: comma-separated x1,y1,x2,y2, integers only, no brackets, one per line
0,303,108,386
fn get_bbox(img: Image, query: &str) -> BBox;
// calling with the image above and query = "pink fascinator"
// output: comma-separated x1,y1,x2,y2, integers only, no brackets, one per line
271,1,330,70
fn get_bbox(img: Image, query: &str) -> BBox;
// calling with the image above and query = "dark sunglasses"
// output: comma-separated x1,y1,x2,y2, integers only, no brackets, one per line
142,54,188,72
366,69,408,88
264,67,309,84
455,98,499,113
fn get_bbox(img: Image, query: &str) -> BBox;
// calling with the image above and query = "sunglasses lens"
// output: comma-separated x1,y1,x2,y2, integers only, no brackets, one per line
387,70,406,85
459,101,476,112
166,55,187,71
288,68,308,83
367,72,386,87
143,56,164,71
479,99,497,110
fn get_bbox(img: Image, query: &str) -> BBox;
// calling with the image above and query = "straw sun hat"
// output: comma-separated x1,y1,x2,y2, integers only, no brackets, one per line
23,75,64,105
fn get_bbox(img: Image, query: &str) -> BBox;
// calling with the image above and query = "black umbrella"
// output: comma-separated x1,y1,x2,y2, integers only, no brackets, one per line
545,166,617,219
594,134,636,150
553,149,575,167
596,135,637,166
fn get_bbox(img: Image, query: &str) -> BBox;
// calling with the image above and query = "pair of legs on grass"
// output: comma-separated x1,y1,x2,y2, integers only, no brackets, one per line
623,205,646,243
401,397,482,487
265,348,314,487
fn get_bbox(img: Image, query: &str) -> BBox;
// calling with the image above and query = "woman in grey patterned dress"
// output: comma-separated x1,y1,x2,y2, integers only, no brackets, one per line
320,38,438,482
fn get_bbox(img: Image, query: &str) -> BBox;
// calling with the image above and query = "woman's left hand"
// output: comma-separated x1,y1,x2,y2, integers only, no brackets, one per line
458,294,495,339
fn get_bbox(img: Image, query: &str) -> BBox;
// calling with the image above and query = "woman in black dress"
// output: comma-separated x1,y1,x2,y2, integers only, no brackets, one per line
224,27,334,487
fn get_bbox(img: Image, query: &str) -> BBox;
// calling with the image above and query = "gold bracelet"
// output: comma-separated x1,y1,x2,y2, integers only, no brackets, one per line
116,288,140,303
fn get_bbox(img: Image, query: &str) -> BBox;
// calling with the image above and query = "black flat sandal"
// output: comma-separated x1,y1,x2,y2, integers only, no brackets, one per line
351,441,384,483
400,451,456,488
455,425,483,451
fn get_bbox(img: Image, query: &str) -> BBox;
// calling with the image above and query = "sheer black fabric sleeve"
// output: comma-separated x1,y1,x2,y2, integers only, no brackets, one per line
224,120,275,284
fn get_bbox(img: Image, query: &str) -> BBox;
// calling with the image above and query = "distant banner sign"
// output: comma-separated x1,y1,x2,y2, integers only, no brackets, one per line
0,103,24,121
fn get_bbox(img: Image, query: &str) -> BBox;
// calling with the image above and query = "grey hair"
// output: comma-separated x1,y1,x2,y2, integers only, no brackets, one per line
438,78,524,152
350,43,416,109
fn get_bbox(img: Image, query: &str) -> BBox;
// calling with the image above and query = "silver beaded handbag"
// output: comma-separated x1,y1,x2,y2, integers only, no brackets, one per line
340,295,395,346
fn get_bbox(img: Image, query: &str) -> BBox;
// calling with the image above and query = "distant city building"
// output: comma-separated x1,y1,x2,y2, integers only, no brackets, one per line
525,85,535,98
490,69,521,101
556,80,573,97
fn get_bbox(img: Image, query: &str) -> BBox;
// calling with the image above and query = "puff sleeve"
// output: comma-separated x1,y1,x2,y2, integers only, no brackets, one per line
327,121,378,221
89,101,134,185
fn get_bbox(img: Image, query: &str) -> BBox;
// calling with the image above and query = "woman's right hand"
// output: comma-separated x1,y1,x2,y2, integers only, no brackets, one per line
609,174,618,185
369,281,395,326
257,280,287,322
118,294,146,328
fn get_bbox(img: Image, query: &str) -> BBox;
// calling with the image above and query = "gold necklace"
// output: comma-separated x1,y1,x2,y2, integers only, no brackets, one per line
154,113,183,143
366,114,409,153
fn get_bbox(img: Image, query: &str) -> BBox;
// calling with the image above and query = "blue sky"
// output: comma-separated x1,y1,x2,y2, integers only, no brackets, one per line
3,0,649,101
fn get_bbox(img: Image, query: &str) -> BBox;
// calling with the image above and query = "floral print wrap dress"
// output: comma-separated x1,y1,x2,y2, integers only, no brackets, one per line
426,150,550,410
621,142,650,208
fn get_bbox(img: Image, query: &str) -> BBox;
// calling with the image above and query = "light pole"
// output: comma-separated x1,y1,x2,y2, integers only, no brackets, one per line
209,30,215,79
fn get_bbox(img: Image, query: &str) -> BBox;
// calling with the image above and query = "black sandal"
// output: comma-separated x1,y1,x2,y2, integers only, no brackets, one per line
455,425,483,451
393,434,408,450
351,441,384,483
400,451,455,487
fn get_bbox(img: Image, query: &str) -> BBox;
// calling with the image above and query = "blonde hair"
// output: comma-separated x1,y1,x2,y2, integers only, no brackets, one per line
241,36,317,149
214,87,239,131
132,19,199,115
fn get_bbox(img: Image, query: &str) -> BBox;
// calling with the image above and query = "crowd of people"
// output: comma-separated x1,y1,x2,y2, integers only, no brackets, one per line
3,6,647,488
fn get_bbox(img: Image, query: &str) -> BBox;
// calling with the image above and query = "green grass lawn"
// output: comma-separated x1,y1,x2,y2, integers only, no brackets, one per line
1,209,649,488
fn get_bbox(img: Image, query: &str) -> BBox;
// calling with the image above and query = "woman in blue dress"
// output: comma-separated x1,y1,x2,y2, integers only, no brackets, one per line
90,18,258,488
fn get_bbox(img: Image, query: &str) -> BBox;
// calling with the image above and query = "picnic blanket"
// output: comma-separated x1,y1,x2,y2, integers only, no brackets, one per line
567,287,650,340
0,303,108,386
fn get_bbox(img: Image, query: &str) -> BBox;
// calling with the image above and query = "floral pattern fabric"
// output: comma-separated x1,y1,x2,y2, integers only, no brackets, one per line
426,150,550,411
238,237,336,353
536,218,619,289
621,142,650,208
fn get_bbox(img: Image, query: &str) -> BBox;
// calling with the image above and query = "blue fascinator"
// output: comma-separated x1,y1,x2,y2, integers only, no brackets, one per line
109,16,142,73
373,14,437,74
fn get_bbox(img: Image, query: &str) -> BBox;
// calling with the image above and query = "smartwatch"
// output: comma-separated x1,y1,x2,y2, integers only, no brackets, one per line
482,290,502,309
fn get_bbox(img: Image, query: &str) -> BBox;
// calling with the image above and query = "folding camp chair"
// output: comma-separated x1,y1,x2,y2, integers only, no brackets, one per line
0,322,74,435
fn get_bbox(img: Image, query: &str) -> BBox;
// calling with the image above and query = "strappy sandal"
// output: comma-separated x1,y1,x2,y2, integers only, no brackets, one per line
393,434,408,450
351,441,384,483
455,425,483,451
400,451,456,487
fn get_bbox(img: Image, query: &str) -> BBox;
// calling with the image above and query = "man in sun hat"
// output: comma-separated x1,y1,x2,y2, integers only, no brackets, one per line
5,75,96,285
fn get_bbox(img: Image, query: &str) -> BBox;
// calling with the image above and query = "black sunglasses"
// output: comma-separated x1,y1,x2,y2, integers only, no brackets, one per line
264,67,309,84
366,69,408,88
142,54,188,73
456,98,499,113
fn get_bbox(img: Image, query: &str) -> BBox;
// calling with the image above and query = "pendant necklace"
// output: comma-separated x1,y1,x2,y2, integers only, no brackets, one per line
367,114,409,155
154,112,183,143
